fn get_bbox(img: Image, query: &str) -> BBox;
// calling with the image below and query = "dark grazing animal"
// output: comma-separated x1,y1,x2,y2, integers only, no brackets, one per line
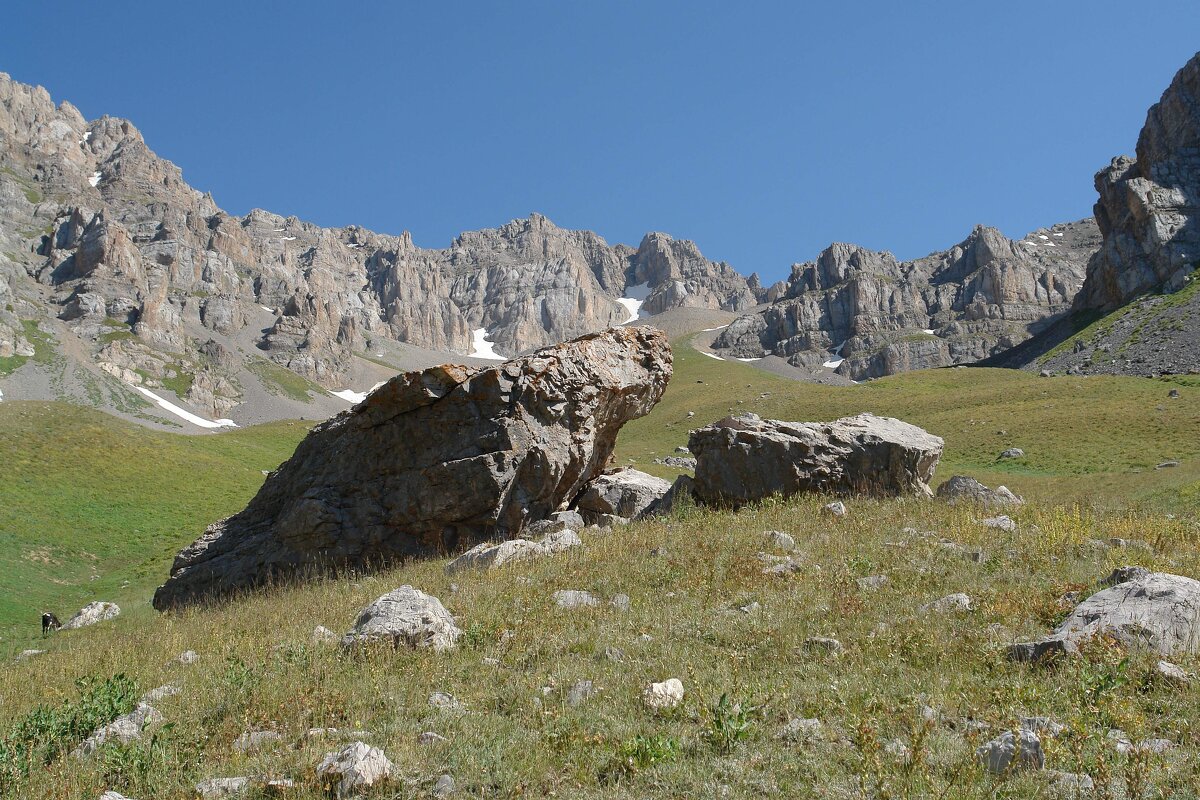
41,612,61,635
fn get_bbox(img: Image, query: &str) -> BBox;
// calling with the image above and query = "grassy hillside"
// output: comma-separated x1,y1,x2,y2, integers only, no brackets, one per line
0,402,310,637
3,497,1198,799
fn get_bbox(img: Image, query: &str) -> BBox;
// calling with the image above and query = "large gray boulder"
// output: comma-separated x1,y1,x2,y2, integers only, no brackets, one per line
341,586,462,652
153,327,670,608
1010,572,1200,663
689,412,943,506
572,468,672,521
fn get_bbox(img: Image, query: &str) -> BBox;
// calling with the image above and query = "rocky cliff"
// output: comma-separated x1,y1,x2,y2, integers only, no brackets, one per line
712,221,1098,380
0,72,757,421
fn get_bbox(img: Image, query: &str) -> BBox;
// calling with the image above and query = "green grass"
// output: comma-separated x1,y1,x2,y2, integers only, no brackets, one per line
245,358,320,402
0,402,310,636
615,340,1200,510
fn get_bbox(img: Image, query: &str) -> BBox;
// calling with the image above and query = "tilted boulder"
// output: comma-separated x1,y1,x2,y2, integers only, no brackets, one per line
152,327,670,608
572,468,672,522
689,412,943,506
1009,572,1200,663
62,601,120,630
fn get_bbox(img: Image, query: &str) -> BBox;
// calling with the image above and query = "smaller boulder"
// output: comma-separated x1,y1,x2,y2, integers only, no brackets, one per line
62,601,120,630
553,590,600,609
824,501,847,517
936,476,1023,507
572,468,672,521
643,678,685,710
980,515,1017,532
919,593,973,614
976,729,1044,773
195,778,250,799
340,586,461,651
1155,659,1191,685
1101,565,1150,586
312,625,339,644
316,741,393,798
763,530,796,552
73,704,162,758
998,448,1025,460
233,730,282,753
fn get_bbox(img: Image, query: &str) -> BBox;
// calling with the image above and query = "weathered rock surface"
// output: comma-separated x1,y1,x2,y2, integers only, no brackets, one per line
977,729,1044,773
340,586,462,651
444,527,581,574
936,476,1023,507
72,703,162,758
316,741,393,798
643,678,685,710
61,601,120,629
1010,572,1200,662
689,412,943,506
152,327,670,608
571,468,672,522
712,221,1098,379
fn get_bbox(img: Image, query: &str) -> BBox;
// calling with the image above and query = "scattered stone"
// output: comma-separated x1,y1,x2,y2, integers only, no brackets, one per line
1020,717,1064,737
824,501,847,517
1039,369,1052,378
140,683,181,703
445,538,548,574
778,717,823,742
429,692,463,712
418,732,448,745
61,601,120,630
1108,537,1152,551
803,636,844,656
1046,770,1094,794
15,649,45,661
340,586,461,651
998,448,1025,460
884,739,911,762
937,540,987,563
566,680,595,707
980,515,1017,532
856,575,889,591
738,601,762,614
100,793,135,800
177,650,200,665
195,777,250,799
433,774,457,798
1155,659,1191,685
689,413,943,506
153,327,672,608
976,729,1044,773
1169,388,1181,398
525,510,585,536
653,455,697,469
553,590,600,609
643,678,685,710
233,730,282,753
610,593,631,612
919,593,973,614
73,704,162,758
759,553,803,576
936,475,1023,507
316,741,394,798
1010,572,1200,662
1156,460,1180,469
763,530,796,552
1107,729,1133,755
573,468,672,522
1102,565,1151,586
312,625,339,644
1140,737,1175,753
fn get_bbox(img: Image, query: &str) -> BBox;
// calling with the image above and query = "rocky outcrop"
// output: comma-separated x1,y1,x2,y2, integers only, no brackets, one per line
1075,53,1200,312
689,412,943,506
151,327,671,608
0,71,758,414
1009,572,1200,663
713,221,1097,380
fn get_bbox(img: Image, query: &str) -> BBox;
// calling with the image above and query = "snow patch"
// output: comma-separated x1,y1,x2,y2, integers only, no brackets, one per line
132,386,237,429
330,389,367,404
1038,234,1049,240
82,131,92,142
469,328,506,360
346,243,362,249
822,358,844,369
1043,242,1056,247
88,172,102,187
259,305,275,313
280,236,297,241
734,357,763,362
1053,232,1064,237
1022,241,1037,247
701,352,724,361
616,282,650,324
700,325,729,332
922,329,935,335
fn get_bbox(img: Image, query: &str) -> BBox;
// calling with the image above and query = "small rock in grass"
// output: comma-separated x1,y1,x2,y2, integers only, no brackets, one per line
884,739,911,762
418,731,448,745
100,793,136,800
980,515,1017,532
195,777,250,799
998,448,1025,460
566,680,595,707
233,730,282,753
1046,770,1094,794
1139,737,1175,753
312,625,339,644
341,586,462,651
62,601,121,629
1020,717,1064,737
610,593,631,612
434,774,457,797
919,593,973,614
764,530,796,551
1155,659,1191,685
738,601,762,614
429,692,463,712
643,678,684,710
824,501,847,517
1156,460,1180,469
802,637,844,656
856,575,889,591
140,683,181,703
778,717,823,742
1107,729,1133,754
553,590,600,609
1107,537,1152,552
176,650,200,665
316,741,393,798
977,729,1044,773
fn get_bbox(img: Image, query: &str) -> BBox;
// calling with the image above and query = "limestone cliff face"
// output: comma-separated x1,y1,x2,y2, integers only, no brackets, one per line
1075,52,1200,312
0,72,759,406
713,221,1098,380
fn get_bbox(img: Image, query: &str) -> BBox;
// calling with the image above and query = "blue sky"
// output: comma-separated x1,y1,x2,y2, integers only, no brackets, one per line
3,2,1197,283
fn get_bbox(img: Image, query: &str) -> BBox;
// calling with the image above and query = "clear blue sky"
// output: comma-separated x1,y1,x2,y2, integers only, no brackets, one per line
3,2,1197,283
